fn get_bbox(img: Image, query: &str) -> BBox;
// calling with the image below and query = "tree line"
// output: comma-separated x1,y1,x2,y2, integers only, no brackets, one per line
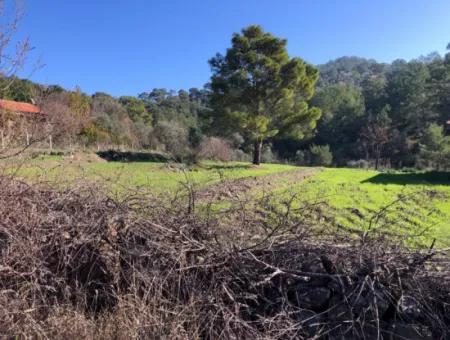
1,26,449,169
311,51,450,170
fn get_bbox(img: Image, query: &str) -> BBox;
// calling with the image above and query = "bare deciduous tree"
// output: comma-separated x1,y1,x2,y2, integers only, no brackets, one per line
0,0,48,158
0,0,32,92
198,136,233,162
360,123,391,170
39,92,83,148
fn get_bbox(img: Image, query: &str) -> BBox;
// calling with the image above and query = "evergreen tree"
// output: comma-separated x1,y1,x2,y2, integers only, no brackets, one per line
209,25,321,164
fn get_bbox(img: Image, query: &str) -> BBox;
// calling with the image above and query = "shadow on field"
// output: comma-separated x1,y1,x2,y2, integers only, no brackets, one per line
97,150,170,163
202,163,254,171
362,171,450,185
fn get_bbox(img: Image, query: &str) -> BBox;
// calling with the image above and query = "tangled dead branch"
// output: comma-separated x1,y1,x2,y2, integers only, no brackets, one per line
0,174,448,339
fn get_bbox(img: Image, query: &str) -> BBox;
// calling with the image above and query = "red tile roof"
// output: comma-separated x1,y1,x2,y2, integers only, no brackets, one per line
0,99,41,114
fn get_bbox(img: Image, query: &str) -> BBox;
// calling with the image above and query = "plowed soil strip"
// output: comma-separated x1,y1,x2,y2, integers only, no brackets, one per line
196,168,318,203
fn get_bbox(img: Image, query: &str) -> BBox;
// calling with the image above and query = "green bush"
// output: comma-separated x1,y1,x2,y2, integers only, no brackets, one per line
294,150,308,165
153,121,191,161
309,144,333,166
261,145,279,163
418,123,450,171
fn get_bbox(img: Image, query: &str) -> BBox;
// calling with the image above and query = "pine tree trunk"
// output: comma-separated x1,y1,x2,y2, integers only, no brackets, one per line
253,140,262,165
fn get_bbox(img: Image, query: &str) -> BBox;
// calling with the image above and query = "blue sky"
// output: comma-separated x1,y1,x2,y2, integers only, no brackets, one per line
16,0,450,96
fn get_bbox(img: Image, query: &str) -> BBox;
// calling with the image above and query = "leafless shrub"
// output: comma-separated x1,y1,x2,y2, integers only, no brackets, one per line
0,175,448,339
39,92,83,145
198,137,233,162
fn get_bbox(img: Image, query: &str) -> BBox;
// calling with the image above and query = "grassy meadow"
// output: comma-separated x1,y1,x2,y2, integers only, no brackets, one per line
4,154,298,193
4,154,449,246
275,168,450,247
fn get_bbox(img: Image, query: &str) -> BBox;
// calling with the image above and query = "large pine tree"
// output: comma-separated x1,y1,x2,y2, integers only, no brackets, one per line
209,25,321,164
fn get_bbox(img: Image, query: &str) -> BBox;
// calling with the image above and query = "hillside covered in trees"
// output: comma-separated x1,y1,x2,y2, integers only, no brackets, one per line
1,34,449,170
1,2,450,335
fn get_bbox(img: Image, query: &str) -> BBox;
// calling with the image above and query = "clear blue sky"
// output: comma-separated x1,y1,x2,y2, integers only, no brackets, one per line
17,0,450,97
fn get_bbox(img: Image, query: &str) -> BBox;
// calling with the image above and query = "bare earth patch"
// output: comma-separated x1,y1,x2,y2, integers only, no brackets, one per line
63,151,107,164
196,167,319,202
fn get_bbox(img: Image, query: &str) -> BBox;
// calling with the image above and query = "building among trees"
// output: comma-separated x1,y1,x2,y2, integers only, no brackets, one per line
0,99,45,149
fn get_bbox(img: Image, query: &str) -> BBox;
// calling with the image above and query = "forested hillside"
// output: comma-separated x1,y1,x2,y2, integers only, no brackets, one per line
1,3,450,336
1,42,449,169
312,52,450,169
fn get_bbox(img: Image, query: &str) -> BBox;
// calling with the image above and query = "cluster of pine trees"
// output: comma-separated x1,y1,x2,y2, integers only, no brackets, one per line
1,28,449,169
310,51,450,169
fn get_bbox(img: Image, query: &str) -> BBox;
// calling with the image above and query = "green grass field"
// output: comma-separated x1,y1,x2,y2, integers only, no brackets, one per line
4,155,298,193
4,155,449,246
275,168,450,246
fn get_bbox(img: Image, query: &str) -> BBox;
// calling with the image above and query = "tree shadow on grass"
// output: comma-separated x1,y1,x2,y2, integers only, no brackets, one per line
97,150,170,163
361,171,450,185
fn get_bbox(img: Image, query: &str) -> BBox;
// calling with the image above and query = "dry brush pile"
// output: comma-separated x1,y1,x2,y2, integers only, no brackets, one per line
0,174,449,339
